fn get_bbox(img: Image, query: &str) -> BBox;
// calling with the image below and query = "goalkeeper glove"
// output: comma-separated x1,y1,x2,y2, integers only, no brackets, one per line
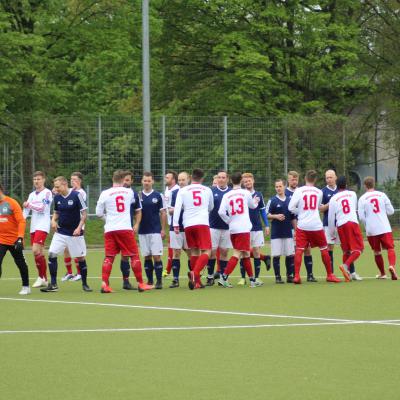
14,237,24,252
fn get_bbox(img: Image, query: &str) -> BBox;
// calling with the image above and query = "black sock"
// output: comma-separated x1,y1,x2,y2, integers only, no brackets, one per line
120,260,130,280
207,258,216,277
328,250,334,272
349,263,355,274
154,261,163,282
144,259,154,284
78,260,88,285
273,256,281,278
239,260,246,278
220,260,227,275
49,257,58,285
304,255,313,276
187,259,191,271
254,258,261,278
285,255,294,277
172,259,180,280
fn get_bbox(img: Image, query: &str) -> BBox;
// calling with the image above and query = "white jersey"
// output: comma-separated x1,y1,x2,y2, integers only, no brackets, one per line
164,184,179,225
288,185,323,231
358,190,394,236
173,183,213,228
328,190,359,237
96,186,134,233
218,188,258,234
23,188,53,233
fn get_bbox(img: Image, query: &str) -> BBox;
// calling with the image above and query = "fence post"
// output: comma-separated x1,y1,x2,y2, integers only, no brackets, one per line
20,139,24,199
342,122,346,176
283,117,288,176
98,115,102,193
161,115,166,180
223,116,228,171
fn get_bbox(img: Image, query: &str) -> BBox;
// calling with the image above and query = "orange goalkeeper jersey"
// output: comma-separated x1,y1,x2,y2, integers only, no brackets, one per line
0,196,26,245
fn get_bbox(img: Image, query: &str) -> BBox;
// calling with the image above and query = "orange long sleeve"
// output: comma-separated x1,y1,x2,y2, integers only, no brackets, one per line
0,196,26,245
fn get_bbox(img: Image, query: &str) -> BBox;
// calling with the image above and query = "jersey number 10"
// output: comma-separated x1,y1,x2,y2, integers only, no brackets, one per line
303,194,317,210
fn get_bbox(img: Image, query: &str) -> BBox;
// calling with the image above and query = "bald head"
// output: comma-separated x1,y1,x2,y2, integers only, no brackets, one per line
325,169,337,187
178,171,190,188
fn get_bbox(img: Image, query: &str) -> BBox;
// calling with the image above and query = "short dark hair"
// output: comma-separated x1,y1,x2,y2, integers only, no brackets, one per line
231,171,242,185
113,169,126,183
71,171,83,181
364,176,375,189
166,170,178,182
33,171,46,178
192,168,204,181
275,178,286,185
143,171,154,179
305,170,317,183
123,170,134,179
337,175,347,190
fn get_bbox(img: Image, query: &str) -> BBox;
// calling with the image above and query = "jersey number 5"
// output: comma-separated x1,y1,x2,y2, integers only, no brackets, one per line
229,198,244,216
116,196,125,212
303,194,317,210
192,191,202,206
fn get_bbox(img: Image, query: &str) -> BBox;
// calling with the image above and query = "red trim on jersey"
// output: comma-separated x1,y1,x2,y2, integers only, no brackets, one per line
367,232,394,252
104,230,138,257
337,222,364,253
295,228,327,250
230,232,251,252
184,225,211,250
30,230,48,246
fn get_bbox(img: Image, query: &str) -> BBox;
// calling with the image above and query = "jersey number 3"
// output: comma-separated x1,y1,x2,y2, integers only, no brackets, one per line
370,198,380,213
116,196,125,212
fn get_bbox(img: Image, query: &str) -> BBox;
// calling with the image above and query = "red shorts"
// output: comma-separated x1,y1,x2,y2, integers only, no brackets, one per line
184,225,212,250
30,230,48,246
296,228,327,250
337,222,364,253
230,232,251,252
104,230,138,257
367,232,394,252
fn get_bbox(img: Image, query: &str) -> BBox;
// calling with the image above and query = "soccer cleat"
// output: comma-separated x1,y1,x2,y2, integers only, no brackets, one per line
188,271,195,290
339,265,351,282
376,274,387,279
32,277,48,288
255,278,264,286
169,280,179,288
138,282,154,292
237,278,246,286
40,283,59,292
275,276,284,284
100,283,113,293
19,286,31,295
250,279,260,288
155,281,163,289
287,275,294,283
326,274,341,283
293,276,302,284
264,255,272,271
218,277,233,288
350,272,363,281
71,274,81,282
162,269,169,278
194,282,205,289
213,272,221,280
61,273,74,282
122,281,136,290
205,277,215,286
389,266,398,281
307,274,318,282
82,284,93,292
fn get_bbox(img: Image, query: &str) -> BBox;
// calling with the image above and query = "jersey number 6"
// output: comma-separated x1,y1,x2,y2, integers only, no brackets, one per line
116,196,125,212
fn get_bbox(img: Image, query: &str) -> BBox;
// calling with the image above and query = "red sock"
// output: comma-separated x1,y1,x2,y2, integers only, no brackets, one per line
375,254,385,275
130,256,143,284
74,258,80,274
39,255,47,279
344,251,361,267
34,255,42,276
388,249,397,267
194,254,210,278
190,256,199,271
321,249,333,275
166,247,173,274
342,253,349,264
242,257,253,278
294,249,303,278
102,258,113,285
224,256,239,276
64,257,72,274
216,248,221,272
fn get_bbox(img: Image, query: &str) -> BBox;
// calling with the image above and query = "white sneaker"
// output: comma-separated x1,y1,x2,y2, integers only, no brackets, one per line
71,274,81,281
62,273,74,282
218,277,233,288
19,286,31,295
255,278,264,286
32,277,48,288
350,272,363,281
376,274,387,279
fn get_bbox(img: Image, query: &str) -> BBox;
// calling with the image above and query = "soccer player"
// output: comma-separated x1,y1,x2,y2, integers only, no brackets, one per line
23,171,52,288
138,172,167,289
267,179,296,283
286,170,317,282
358,176,398,280
206,170,232,286
328,176,364,282
217,172,259,288
0,183,30,295
96,170,152,293
168,171,190,288
119,170,144,290
41,176,92,292
163,170,179,278
239,172,271,285
62,172,86,282
288,170,341,284
173,168,214,290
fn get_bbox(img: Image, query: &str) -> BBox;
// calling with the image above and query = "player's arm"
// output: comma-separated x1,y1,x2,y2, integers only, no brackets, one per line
384,194,395,216
208,188,214,212
133,209,141,233
12,199,26,246
95,193,105,219
173,191,183,232
288,191,299,215
73,193,88,236
327,201,336,238
218,196,230,224
160,208,167,239
357,198,366,224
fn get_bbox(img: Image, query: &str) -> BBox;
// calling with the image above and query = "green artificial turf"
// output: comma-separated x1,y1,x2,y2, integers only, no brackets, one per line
0,245,399,400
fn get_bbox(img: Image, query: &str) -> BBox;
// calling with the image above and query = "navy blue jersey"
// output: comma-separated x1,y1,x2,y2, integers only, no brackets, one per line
169,188,184,232
54,189,87,236
209,186,231,230
285,187,296,200
129,190,142,227
321,186,338,226
139,190,165,234
248,191,266,232
267,195,295,239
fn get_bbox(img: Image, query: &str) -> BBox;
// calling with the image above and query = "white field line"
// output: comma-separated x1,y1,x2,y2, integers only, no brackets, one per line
0,321,364,335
